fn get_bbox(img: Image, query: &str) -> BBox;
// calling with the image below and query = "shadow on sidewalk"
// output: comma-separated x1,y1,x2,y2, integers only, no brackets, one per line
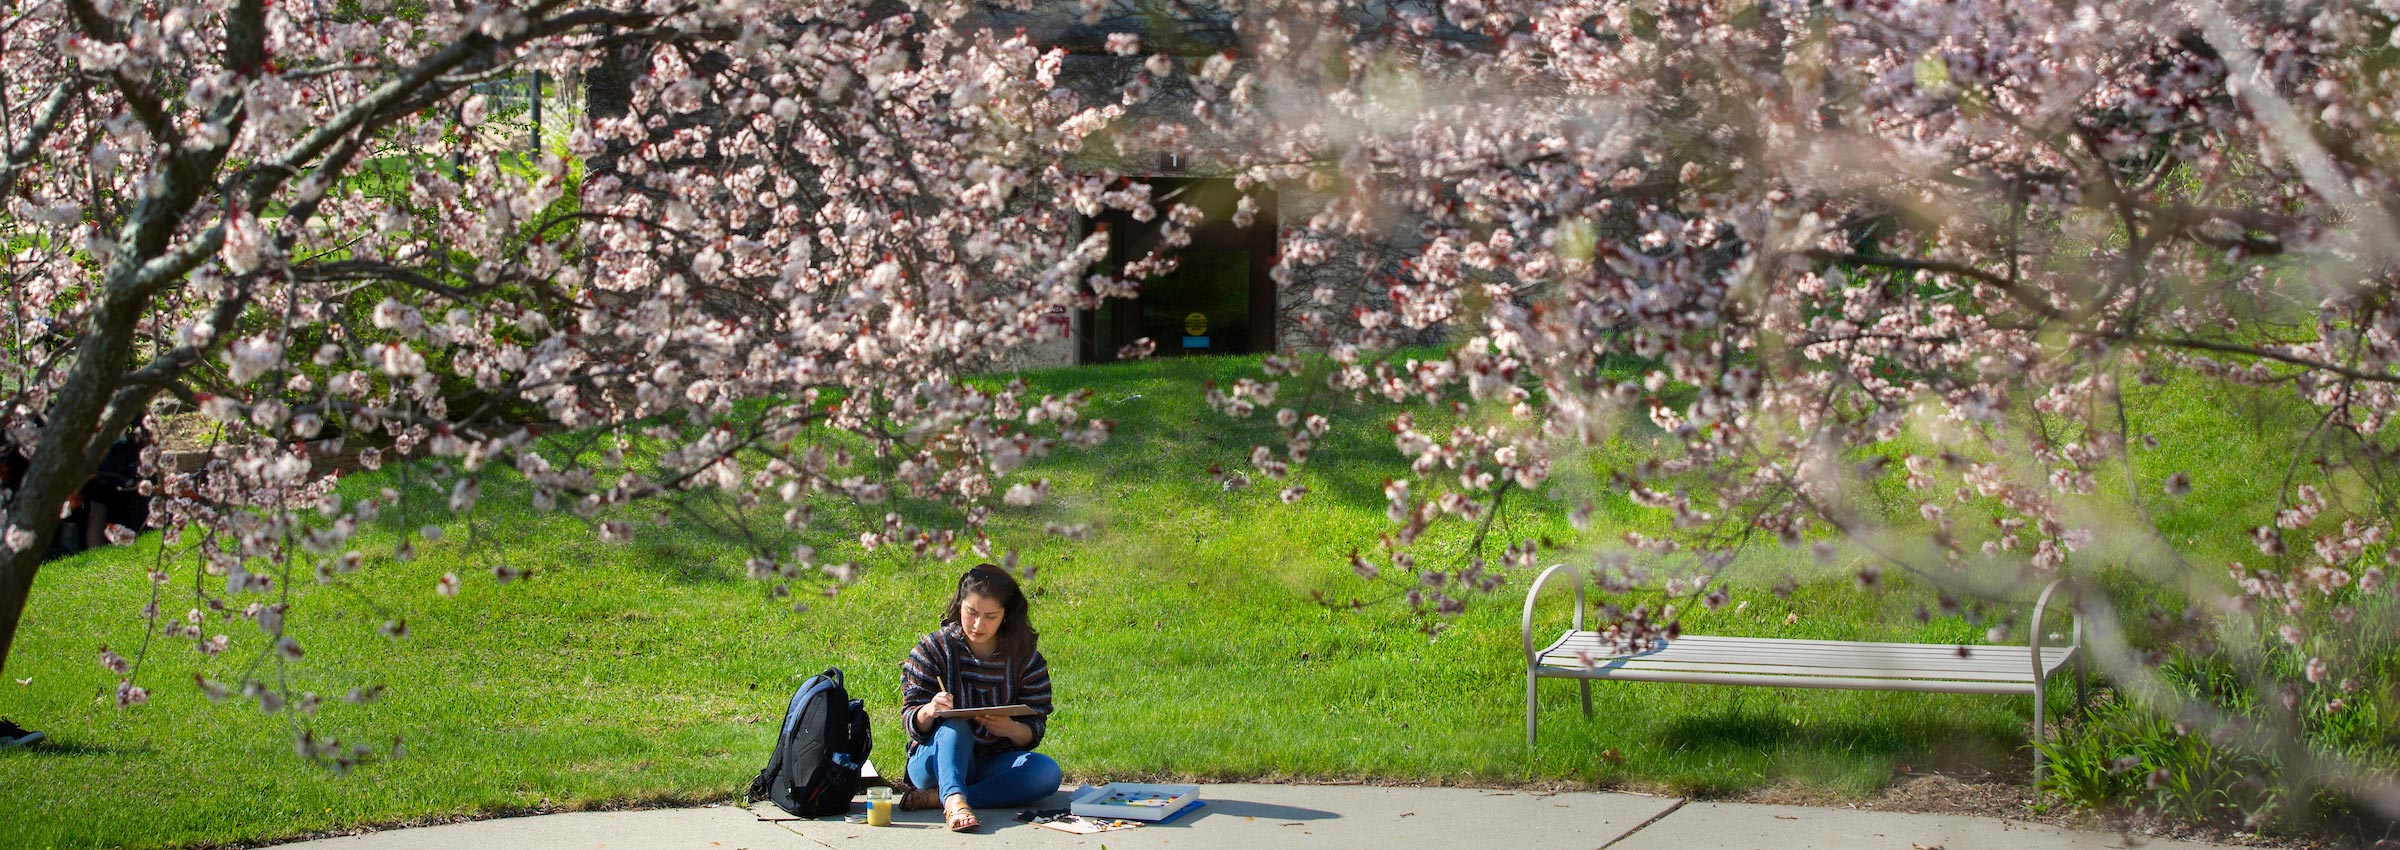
1158,797,1339,824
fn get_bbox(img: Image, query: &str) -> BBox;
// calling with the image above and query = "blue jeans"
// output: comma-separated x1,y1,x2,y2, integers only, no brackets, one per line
905,719,1063,807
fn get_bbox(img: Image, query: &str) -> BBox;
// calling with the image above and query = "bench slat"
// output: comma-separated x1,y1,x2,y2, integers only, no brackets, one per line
1542,641,2054,674
1533,665,2043,695
1640,634,2079,663
1615,645,2069,676
1538,656,2047,683
1546,632,2042,659
1555,633,2044,662
1544,632,2075,660
1538,632,2075,679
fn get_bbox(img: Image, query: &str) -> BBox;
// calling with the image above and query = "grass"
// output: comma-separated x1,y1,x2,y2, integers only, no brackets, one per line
0,353,2317,848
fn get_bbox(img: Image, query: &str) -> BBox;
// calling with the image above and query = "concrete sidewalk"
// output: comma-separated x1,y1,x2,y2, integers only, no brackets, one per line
273,783,2230,850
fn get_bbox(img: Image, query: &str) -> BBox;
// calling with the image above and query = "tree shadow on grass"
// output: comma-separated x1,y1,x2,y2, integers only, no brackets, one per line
1658,708,2021,776
3,739,152,759
628,536,740,585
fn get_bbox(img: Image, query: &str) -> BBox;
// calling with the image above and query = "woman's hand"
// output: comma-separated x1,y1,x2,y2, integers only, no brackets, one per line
918,691,954,732
973,714,1032,746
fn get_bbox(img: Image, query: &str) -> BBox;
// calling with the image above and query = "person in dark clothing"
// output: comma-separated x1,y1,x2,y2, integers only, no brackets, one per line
45,494,88,560
0,719,42,749
7,426,151,559
0,431,38,748
0,418,152,749
79,427,153,545
896,564,1060,832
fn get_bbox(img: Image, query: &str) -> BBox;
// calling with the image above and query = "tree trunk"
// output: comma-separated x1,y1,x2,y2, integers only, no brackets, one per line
0,197,184,679
583,45,636,181
0,308,139,677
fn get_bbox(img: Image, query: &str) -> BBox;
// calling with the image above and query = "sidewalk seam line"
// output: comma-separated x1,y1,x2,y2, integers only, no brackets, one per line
755,813,841,849
768,821,841,850
1597,796,1688,850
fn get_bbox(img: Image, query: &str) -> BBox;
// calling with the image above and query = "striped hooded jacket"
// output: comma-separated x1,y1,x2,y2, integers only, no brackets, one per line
900,622,1053,757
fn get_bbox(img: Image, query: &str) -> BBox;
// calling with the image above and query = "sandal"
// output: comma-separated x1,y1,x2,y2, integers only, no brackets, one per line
898,787,942,811
942,794,979,832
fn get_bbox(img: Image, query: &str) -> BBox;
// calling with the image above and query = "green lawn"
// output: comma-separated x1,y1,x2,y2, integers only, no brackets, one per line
0,354,2287,848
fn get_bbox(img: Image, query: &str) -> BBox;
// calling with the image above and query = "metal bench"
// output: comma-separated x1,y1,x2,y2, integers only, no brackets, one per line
1522,564,2083,786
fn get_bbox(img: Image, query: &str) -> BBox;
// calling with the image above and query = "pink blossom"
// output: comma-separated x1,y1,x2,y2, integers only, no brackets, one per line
1003,480,1048,506
376,342,426,377
221,213,267,273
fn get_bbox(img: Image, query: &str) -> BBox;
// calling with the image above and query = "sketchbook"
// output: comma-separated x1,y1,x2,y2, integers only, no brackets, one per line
929,703,1036,719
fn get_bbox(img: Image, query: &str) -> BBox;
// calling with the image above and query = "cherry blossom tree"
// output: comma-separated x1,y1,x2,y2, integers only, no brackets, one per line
0,0,1157,766
9,0,2396,818
1168,0,2399,821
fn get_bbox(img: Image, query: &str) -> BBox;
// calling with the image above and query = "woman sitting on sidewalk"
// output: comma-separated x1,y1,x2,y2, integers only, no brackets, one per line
897,563,1061,832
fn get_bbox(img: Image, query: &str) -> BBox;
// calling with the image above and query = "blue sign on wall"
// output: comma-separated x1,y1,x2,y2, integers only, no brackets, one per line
1182,336,1211,348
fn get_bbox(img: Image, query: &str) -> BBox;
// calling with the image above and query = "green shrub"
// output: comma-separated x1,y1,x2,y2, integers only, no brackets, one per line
2036,653,2396,833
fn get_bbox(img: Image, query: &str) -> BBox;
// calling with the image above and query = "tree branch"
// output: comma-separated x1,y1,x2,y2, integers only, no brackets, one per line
65,0,186,152
0,78,83,200
1802,249,2066,321
236,1,661,212
2104,333,2400,386
112,279,257,411
224,0,265,75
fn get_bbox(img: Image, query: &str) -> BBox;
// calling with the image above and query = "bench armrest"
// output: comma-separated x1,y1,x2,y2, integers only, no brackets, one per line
1523,564,1585,666
2028,578,2082,680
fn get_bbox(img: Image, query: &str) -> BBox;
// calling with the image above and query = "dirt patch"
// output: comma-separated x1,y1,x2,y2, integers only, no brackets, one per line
1853,774,2041,819
158,440,382,482
149,411,225,455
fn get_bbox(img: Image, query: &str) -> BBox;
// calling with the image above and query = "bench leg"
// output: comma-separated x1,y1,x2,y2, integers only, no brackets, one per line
1526,669,1539,747
2032,676,2047,793
1580,679,1592,719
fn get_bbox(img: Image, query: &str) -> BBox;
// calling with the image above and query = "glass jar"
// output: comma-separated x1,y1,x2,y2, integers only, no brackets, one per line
864,786,895,826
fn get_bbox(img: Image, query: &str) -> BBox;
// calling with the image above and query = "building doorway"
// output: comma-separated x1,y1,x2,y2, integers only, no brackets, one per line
1079,178,1277,362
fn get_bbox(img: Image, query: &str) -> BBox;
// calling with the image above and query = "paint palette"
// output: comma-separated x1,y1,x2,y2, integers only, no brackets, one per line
1068,782,1201,821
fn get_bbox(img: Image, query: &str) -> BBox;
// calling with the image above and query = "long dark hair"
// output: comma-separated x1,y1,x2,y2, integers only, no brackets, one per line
941,562,1037,661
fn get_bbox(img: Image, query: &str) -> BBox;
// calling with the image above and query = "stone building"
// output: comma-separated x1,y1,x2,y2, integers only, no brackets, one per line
585,2,1349,372
977,2,1283,370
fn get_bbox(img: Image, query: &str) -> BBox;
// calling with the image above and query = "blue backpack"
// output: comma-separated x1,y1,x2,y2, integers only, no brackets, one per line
749,667,872,817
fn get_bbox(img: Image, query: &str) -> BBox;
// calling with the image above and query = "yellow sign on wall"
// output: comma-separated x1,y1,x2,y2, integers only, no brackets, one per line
1184,312,1208,336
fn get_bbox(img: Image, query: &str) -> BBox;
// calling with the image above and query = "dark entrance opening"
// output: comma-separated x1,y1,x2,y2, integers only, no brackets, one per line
1078,178,1278,362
